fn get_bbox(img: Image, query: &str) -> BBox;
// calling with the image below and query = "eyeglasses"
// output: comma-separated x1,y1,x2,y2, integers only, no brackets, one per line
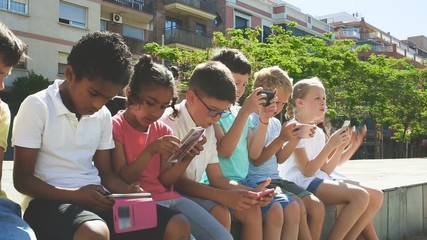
194,91,231,118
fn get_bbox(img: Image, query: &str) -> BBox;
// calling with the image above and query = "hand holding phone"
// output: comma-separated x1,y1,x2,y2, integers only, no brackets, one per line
168,127,206,163
257,90,275,106
257,188,275,200
342,120,351,128
297,124,316,138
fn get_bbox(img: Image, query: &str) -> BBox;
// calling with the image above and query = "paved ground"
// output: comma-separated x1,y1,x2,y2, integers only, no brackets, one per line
2,158,427,239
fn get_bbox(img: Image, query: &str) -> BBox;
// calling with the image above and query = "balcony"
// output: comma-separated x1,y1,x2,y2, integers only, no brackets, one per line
103,0,153,14
123,30,153,54
361,31,381,40
341,29,360,39
164,27,212,50
164,0,216,20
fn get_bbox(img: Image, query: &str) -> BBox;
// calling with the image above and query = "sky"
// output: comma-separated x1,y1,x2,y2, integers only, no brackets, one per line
281,0,427,40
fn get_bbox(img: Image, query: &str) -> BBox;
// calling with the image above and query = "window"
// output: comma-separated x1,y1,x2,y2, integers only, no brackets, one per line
262,25,272,43
0,0,28,14
58,52,68,75
100,19,107,32
195,23,206,36
59,2,87,28
235,16,248,29
165,18,181,30
123,24,144,40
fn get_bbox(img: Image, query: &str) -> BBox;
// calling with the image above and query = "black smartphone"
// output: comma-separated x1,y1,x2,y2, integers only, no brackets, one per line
257,90,275,106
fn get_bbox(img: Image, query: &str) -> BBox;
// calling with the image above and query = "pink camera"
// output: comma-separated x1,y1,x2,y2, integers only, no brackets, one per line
112,197,157,233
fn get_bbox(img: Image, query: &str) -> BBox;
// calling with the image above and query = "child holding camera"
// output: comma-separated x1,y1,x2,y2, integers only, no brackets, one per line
244,66,325,240
279,77,382,240
160,60,274,240
209,49,303,240
111,54,234,240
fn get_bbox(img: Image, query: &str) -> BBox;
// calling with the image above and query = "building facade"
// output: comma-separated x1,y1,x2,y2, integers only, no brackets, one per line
322,12,426,69
1,0,337,88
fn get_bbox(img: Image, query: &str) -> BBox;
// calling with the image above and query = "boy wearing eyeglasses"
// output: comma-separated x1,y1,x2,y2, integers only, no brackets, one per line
160,61,273,240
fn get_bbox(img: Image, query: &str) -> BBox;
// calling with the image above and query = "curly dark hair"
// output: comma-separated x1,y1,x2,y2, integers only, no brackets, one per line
67,31,133,87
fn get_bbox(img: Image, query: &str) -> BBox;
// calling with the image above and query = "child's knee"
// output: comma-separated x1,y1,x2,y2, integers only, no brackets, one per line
350,188,370,210
369,188,384,209
305,196,325,217
165,213,191,238
74,220,109,240
283,201,300,222
265,202,283,227
210,204,231,229
238,205,262,224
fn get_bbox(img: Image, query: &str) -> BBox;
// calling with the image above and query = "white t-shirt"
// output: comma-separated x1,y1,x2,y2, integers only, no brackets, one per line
12,80,114,189
160,100,219,182
278,119,332,189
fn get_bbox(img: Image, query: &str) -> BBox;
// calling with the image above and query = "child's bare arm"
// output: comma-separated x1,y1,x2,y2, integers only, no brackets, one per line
159,136,207,187
95,149,141,194
294,128,349,176
111,140,152,184
276,139,299,164
339,125,367,165
216,88,264,158
14,146,114,212
321,145,345,174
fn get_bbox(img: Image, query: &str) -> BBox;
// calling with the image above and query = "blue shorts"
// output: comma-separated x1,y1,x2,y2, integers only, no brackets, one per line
261,193,294,218
240,178,294,218
307,178,324,194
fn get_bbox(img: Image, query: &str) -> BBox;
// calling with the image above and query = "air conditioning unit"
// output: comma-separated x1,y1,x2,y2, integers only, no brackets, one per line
112,13,122,24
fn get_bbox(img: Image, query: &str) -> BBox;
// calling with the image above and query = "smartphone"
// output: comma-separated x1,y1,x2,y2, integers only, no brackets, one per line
297,124,316,138
168,127,206,163
257,90,275,106
257,188,275,199
107,192,152,199
342,120,351,128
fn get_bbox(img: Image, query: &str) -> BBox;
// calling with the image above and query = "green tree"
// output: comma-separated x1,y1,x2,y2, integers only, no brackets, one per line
144,25,427,151
9,71,51,115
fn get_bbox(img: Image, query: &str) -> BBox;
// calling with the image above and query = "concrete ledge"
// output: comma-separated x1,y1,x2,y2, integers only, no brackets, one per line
3,158,427,240
321,158,427,240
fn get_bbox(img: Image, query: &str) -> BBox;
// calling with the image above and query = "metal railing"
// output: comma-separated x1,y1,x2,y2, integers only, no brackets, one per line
165,0,200,8
103,0,153,13
123,30,153,54
164,27,212,49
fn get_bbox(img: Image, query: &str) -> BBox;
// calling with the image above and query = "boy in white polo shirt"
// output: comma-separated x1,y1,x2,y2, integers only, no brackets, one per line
12,32,191,240
160,61,274,240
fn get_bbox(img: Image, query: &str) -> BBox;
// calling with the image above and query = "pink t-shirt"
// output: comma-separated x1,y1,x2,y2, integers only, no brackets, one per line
112,111,181,201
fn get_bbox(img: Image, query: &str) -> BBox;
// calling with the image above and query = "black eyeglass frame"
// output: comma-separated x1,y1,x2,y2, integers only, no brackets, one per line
193,91,231,118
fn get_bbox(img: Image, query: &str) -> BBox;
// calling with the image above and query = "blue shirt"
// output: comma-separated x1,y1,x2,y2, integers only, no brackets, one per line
246,113,281,183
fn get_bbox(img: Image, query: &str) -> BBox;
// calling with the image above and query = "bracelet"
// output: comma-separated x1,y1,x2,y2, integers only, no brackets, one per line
259,118,269,125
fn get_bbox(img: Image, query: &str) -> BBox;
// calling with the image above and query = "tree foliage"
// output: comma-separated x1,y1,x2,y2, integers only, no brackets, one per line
144,25,427,142
9,70,51,115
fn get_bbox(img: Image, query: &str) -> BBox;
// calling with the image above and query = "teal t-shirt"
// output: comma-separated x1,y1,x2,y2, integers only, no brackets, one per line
214,110,254,182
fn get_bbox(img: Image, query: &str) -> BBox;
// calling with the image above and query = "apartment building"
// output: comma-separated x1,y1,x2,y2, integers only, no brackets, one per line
0,0,219,88
224,0,333,42
321,12,426,69
0,0,103,88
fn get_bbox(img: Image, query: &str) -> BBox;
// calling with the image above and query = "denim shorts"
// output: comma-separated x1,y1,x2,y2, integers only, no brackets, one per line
306,178,324,194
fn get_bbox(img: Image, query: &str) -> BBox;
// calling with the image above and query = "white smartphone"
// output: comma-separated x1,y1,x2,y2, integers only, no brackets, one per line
107,192,152,199
297,124,316,138
168,127,206,163
342,120,351,128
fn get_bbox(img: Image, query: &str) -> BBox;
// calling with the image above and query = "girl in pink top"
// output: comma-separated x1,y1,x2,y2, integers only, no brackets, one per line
111,55,233,240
